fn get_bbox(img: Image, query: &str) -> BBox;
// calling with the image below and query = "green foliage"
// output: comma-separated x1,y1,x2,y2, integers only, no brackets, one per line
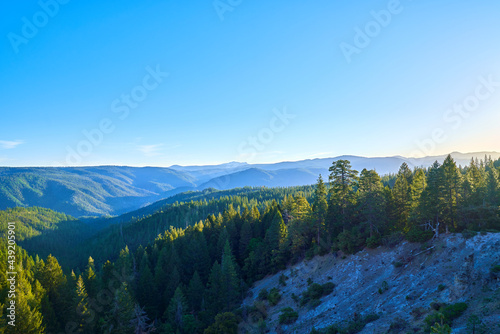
1,157,499,334
279,273,288,286
406,227,434,243
258,289,269,301
278,307,299,324
424,303,468,331
378,281,389,294
466,314,487,334
204,312,238,334
300,282,335,306
441,302,468,321
318,313,380,334
268,288,281,306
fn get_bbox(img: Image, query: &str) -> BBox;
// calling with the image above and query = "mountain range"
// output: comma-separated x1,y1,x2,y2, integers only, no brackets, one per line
1,151,498,217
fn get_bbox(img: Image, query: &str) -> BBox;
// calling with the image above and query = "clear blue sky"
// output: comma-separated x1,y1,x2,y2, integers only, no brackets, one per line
1,0,499,166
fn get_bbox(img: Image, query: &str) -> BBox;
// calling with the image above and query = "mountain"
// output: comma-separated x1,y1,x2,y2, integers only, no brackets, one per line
1,151,498,217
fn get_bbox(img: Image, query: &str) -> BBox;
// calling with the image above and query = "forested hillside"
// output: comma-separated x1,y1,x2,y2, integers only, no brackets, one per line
1,155,499,333
1,152,497,218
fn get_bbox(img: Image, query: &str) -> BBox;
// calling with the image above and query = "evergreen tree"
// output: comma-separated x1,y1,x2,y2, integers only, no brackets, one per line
485,167,499,205
166,286,188,331
204,312,238,334
137,253,158,317
328,160,359,231
130,304,154,334
83,256,97,299
441,155,461,231
357,168,385,238
419,161,444,233
312,175,328,246
107,283,135,334
187,271,205,312
220,241,240,310
393,164,412,230
238,220,253,262
73,275,92,333
410,169,427,210
7,271,45,334
206,261,223,317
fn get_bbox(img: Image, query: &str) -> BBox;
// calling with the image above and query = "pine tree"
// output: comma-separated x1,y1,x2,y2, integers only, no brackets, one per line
467,159,486,206
441,155,461,231
137,253,157,317
328,160,359,231
84,256,97,299
187,271,205,312
410,169,427,210
206,261,223,317
7,271,45,334
264,208,287,252
393,164,412,230
419,161,444,234
73,275,92,333
357,168,385,237
131,304,154,334
220,241,239,310
485,167,499,205
166,286,188,330
238,220,253,261
35,254,68,331
312,175,328,246
107,282,135,334
408,168,427,231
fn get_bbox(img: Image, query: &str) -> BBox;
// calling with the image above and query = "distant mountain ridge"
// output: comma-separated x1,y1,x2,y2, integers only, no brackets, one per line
1,151,498,217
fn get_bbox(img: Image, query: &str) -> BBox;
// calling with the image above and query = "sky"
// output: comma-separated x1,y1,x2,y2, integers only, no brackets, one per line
1,0,499,167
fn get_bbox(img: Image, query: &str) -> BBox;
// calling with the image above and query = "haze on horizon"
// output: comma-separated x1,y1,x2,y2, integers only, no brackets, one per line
1,0,499,167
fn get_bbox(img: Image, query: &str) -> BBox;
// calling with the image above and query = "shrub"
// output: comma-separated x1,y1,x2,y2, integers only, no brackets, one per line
406,228,433,243
323,313,380,334
279,273,288,286
438,284,446,292
305,247,315,260
382,232,404,248
300,282,336,306
424,312,443,330
307,278,313,286
258,288,268,300
431,302,443,311
393,261,403,268
257,319,267,334
249,301,267,321
441,302,467,321
378,281,389,294
366,235,381,248
424,302,468,330
279,307,298,324
308,283,324,299
387,317,408,333
461,229,477,239
491,265,500,273
204,312,238,334
310,298,321,308
322,282,335,295
268,288,281,306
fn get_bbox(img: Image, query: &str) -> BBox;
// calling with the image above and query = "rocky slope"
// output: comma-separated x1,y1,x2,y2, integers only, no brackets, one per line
240,233,500,333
